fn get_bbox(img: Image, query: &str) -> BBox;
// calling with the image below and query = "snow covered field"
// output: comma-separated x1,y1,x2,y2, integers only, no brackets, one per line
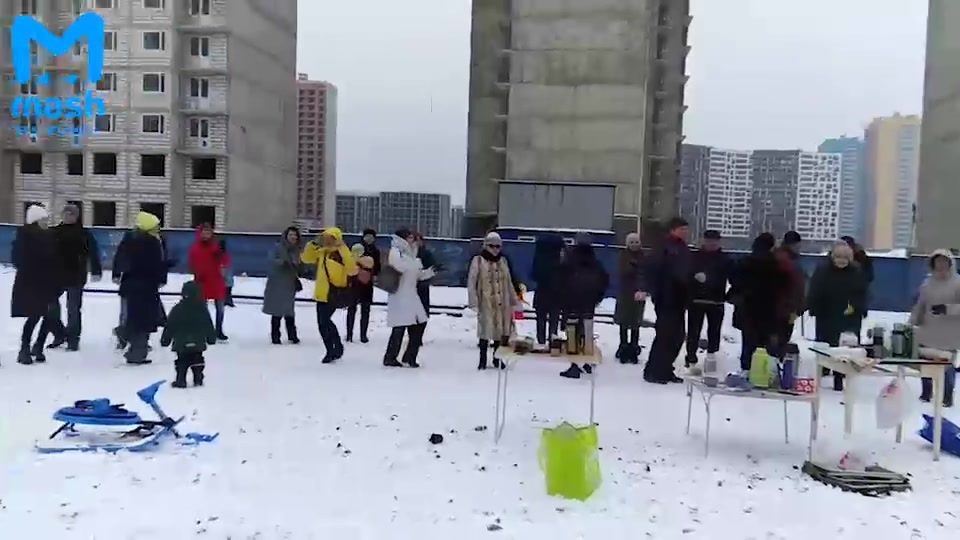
1,270,959,539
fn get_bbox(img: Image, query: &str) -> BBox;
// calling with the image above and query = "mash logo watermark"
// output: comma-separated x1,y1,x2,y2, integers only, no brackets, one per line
8,13,106,135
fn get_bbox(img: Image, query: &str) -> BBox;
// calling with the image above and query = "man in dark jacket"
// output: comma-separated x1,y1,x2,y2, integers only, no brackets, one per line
161,281,218,388
47,204,102,351
772,231,806,355
559,232,609,379
685,229,731,367
346,228,381,343
729,233,789,370
644,217,692,384
532,234,566,347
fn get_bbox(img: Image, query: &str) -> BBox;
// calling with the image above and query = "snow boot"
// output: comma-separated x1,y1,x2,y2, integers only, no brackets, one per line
383,357,403,368
17,349,33,365
47,336,65,349
833,372,845,392
685,354,699,368
478,341,489,370
560,363,583,379
583,364,593,375
360,336,369,344
191,364,205,387
30,343,46,364
66,341,80,352
286,318,300,344
172,363,188,388
615,344,624,360
217,332,229,342
113,327,128,350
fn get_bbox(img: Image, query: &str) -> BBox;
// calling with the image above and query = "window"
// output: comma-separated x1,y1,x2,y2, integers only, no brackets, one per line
143,0,164,8
20,77,38,95
141,203,166,226
142,73,166,93
143,31,166,51
189,37,209,57
191,206,216,228
93,153,117,175
95,0,114,8
140,154,166,177
189,77,209,98
67,153,84,176
192,158,217,179
73,77,83,94
141,114,165,134
20,152,42,174
104,32,117,51
92,202,117,226
188,118,209,138
72,0,83,15
190,0,210,15
21,0,37,15
93,114,114,133
96,73,117,92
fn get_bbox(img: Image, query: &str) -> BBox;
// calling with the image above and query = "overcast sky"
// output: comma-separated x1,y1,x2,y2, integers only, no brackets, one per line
297,0,928,203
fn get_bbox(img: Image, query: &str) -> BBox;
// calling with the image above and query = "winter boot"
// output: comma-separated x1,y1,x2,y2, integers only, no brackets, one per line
17,349,33,365
113,327,128,350
478,341,489,370
685,354,699,368
217,332,229,342
47,336,65,349
920,378,932,402
560,363,583,379
171,363,188,389
30,343,46,364
616,343,625,361
583,364,593,375
66,341,80,352
191,364,205,387
630,345,643,365
225,288,235,307
833,372,845,392
383,357,403,367
945,394,954,408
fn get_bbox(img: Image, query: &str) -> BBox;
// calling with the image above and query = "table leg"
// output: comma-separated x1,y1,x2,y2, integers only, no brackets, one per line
494,359,509,443
783,400,789,444
808,402,816,462
895,366,905,444
933,368,944,461
704,394,713,457
685,382,694,435
589,365,596,425
843,374,854,437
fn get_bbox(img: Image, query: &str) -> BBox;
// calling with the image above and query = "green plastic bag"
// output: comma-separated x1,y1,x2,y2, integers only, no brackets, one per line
538,422,601,501
749,347,773,388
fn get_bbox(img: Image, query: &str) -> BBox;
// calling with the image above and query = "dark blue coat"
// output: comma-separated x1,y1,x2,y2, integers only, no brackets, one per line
689,249,732,304
649,236,692,311
117,231,167,333
10,224,60,318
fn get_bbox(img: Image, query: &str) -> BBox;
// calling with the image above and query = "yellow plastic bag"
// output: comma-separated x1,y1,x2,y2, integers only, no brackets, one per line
538,422,601,501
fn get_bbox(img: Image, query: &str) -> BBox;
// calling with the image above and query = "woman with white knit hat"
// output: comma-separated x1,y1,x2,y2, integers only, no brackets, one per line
467,231,519,369
10,205,60,365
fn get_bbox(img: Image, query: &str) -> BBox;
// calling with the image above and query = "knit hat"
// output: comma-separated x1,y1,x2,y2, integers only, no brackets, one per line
351,243,365,257
25,204,49,225
362,228,377,237
135,211,160,233
484,231,502,244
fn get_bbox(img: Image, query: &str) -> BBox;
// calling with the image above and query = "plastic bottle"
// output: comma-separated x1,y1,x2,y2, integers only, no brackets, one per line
749,348,773,388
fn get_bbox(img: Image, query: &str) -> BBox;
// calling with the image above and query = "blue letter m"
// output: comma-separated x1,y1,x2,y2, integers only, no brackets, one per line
11,13,105,84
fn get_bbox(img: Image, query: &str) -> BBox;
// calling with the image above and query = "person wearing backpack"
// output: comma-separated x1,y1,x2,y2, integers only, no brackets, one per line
346,228,380,343
301,227,358,363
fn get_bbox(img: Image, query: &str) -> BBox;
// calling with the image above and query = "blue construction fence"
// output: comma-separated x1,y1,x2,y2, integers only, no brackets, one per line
0,224,933,313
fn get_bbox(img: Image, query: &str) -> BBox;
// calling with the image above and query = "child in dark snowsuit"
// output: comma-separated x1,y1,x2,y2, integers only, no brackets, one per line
161,281,218,388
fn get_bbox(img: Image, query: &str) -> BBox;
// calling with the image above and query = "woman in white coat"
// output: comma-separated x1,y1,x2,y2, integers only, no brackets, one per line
383,229,436,368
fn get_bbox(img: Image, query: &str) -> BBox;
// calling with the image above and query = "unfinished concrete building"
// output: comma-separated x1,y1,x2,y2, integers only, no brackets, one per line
0,0,298,232
464,0,690,241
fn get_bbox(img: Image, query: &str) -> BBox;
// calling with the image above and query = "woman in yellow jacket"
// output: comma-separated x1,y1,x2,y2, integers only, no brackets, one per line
301,227,358,363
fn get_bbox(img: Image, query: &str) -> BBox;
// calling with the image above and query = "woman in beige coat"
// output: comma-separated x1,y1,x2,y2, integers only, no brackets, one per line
909,249,959,408
468,232,518,370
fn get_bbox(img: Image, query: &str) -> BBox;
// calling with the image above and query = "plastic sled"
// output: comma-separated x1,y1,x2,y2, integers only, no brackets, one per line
36,381,214,454
918,414,960,458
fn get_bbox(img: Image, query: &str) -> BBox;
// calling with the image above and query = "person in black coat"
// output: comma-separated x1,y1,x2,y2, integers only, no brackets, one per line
614,232,647,364
346,228,381,343
413,231,438,320
728,233,789,371
559,232,610,379
531,234,566,348
117,213,168,365
685,229,732,367
10,205,60,365
47,204,102,351
644,217,692,384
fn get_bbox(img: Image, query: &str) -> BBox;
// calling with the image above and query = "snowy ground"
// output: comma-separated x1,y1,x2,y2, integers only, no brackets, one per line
1,270,959,539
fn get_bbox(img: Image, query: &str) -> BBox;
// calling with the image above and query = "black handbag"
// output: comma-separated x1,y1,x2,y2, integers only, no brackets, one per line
375,251,401,294
321,253,351,308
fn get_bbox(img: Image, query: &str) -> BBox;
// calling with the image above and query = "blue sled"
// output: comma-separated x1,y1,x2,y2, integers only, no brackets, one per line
918,414,960,459
36,381,217,454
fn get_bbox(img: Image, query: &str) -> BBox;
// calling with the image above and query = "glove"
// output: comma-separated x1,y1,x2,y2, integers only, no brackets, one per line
694,272,707,283
90,274,102,283
931,304,947,315
634,291,647,302
844,304,855,316
112,276,122,285
419,267,437,281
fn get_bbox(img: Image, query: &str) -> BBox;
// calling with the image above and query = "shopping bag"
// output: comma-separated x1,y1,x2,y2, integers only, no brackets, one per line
538,422,601,501
876,380,910,429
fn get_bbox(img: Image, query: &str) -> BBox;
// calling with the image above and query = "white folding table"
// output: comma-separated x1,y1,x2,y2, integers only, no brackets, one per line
493,343,602,443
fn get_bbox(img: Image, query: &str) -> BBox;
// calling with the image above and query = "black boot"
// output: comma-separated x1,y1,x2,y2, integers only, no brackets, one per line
833,372,845,392
17,349,33,365
31,343,46,364
685,355,699,368
560,363,583,379
113,327,128,350
920,378,932,402
172,362,188,388
629,345,642,365
285,317,300,344
271,318,282,345
383,356,403,367
47,336,65,349
191,364,205,387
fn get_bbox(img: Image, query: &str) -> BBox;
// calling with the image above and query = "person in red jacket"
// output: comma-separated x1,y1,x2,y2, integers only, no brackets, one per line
188,223,230,341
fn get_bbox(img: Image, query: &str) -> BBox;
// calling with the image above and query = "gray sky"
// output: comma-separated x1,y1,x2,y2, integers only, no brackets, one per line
297,0,928,203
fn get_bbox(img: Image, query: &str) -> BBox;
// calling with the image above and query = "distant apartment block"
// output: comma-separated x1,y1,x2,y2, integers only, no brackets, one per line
450,205,465,238
819,137,866,242
297,74,337,229
705,148,753,240
795,152,842,241
750,150,802,239
677,144,710,240
0,0,298,231
864,114,922,249
336,191,452,238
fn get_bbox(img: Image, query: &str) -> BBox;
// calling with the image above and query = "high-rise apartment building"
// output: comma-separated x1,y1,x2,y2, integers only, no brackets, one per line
750,150,801,239
864,114,922,249
335,191,452,238
297,74,336,229
677,144,709,240
917,0,960,252
795,152,841,242
465,0,690,241
450,205,464,238
819,136,866,241
0,0,298,231
705,148,753,240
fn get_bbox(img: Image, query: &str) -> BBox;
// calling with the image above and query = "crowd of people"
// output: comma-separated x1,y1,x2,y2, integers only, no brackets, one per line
5,205,957,406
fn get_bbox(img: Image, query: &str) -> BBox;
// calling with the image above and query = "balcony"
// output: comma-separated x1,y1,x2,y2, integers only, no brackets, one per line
180,96,228,115
180,55,227,74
